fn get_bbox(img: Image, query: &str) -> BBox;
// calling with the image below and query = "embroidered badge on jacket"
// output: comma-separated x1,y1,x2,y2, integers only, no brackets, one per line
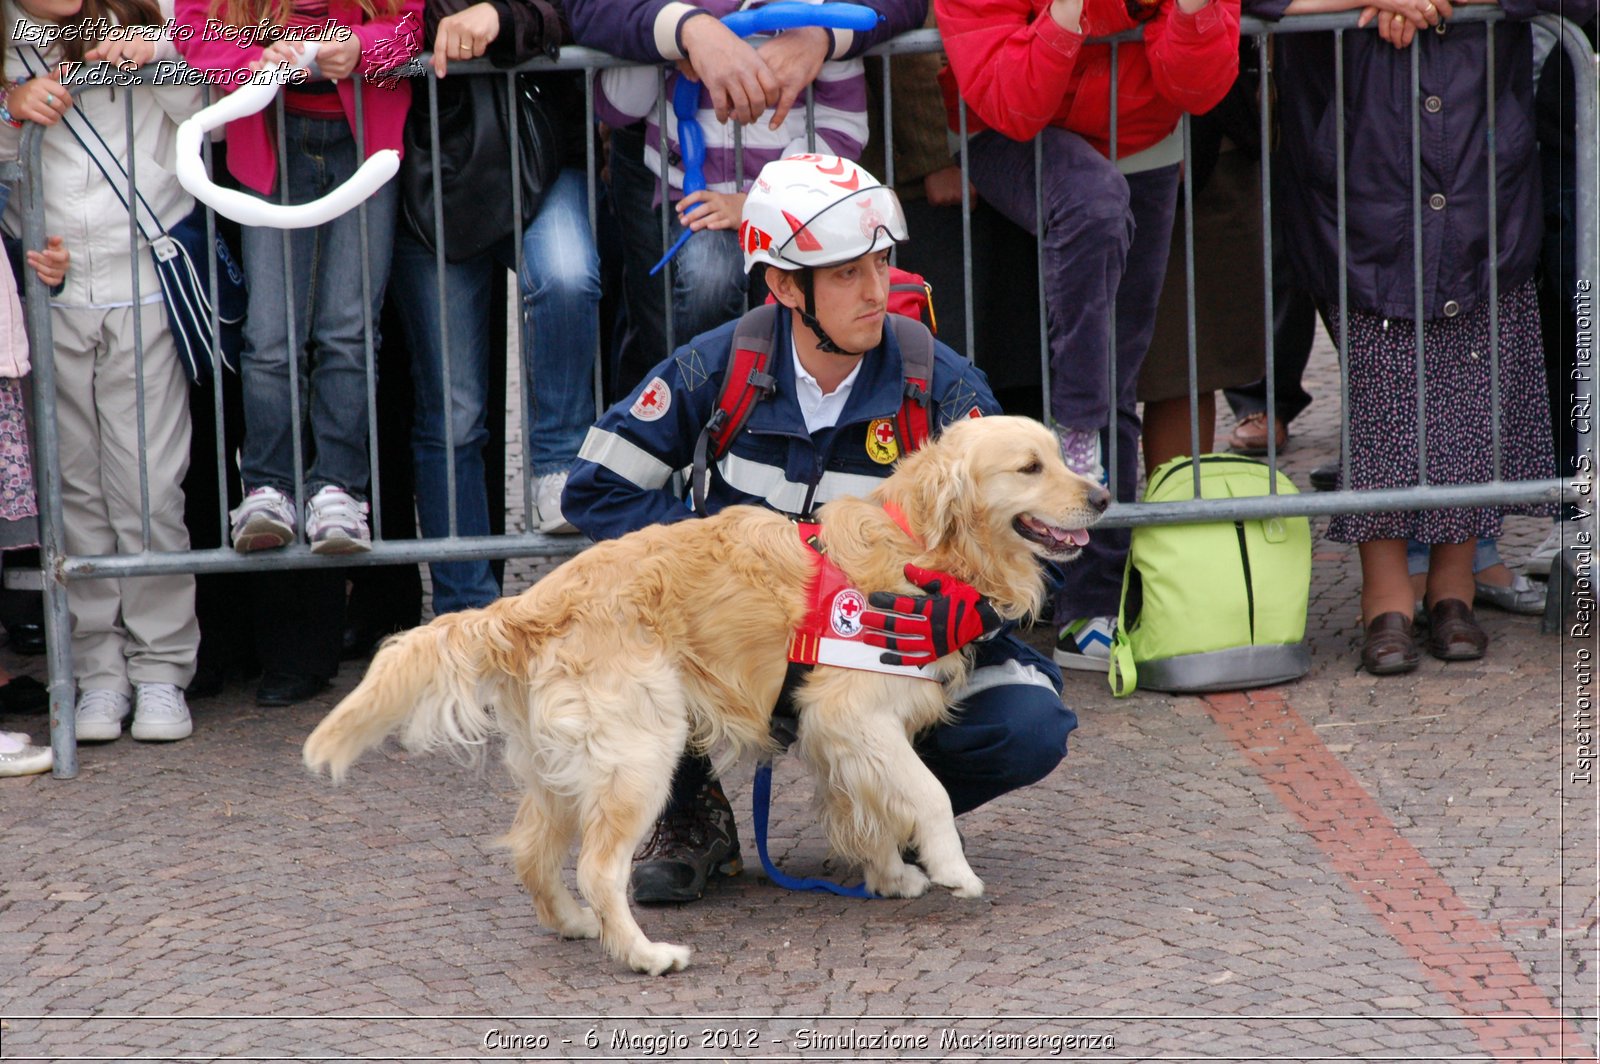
631,377,672,421
865,418,899,464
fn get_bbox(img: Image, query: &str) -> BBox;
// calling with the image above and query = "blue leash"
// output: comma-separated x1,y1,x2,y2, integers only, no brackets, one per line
751,760,876,899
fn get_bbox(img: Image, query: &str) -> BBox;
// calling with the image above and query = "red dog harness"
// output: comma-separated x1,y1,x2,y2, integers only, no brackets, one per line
786,517,939,681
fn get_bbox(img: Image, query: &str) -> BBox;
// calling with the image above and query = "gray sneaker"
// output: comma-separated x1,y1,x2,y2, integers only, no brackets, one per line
132,682,193,742
75,689,131,742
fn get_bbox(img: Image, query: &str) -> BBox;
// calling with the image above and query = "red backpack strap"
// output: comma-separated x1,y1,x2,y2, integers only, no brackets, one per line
691,303,781,514
889,315,935,455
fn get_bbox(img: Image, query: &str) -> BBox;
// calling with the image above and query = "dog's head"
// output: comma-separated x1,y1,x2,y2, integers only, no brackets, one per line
878,416,1110,609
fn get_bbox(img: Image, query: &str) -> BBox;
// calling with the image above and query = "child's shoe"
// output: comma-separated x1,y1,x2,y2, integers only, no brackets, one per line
0,731,51,776
1054,616,1116,671
1055,426,1107,487
132,683,192,742
230,486,296,552
74,688,131,742
305,486,372,555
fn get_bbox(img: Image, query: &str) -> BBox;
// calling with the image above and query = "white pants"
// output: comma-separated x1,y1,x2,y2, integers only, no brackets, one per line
51,302,197,691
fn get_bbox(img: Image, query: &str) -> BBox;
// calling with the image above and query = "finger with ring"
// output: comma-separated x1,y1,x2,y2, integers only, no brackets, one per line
45,93,56,106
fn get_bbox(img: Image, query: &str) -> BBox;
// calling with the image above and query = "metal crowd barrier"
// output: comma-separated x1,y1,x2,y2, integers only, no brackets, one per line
14,10,1595,776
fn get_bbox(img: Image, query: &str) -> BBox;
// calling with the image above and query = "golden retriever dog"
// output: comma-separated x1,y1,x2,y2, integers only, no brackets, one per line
302,415,1105,975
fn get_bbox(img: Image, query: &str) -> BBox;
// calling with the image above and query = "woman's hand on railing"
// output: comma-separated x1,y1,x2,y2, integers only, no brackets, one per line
431,3,501,78
84,29,159,70
6,73,70,126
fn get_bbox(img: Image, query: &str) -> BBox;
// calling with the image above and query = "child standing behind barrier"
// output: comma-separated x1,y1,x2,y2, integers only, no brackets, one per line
174,0,421,555
581,0,871,389
1,0,203,743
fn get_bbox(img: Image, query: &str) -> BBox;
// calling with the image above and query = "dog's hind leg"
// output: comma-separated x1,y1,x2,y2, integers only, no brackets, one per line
575,774,693,975
502,791,598,940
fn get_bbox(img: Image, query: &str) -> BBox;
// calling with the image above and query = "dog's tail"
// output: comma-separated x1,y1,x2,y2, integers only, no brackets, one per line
303,609,507,783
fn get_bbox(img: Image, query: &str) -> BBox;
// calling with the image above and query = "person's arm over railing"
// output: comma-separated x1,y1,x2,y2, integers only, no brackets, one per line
1144,0,1240,115
933,0,1087,141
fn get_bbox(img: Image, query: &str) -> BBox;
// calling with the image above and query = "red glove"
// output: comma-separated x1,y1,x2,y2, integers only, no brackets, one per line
860,563,1003,666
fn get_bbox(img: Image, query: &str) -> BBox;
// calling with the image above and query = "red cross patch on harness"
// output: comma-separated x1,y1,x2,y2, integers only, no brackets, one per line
788,524,939,680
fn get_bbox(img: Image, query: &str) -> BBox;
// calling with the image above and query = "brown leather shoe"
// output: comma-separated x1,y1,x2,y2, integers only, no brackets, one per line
1228,411,1289,456
1425,598,1488,661
1361,612,1419,675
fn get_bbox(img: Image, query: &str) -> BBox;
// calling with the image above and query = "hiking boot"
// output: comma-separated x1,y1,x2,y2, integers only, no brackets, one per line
535,471,578,535
1054,426,1106,487
305,486,372,556
74,688,131,742
631,779,743,903
132,682,193,742
230,486,296,552
1054,616,1115,671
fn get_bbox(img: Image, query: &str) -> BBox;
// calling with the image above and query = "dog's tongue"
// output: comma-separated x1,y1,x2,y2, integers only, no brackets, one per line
1066,527,1090,548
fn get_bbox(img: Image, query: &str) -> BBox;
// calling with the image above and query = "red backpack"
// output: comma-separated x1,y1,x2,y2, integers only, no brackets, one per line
689,267,938,515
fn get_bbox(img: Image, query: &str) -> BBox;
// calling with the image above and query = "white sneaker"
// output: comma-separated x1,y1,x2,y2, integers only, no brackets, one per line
305,486,372,555
0,730,51,776
132,682,193,742
535,471,578,534
230,486,296,552
1525,521,1564,578
1054,616,1116,671
75,688,131,742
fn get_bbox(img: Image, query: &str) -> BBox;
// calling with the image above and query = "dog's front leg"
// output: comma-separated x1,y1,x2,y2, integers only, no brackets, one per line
804,716,982,900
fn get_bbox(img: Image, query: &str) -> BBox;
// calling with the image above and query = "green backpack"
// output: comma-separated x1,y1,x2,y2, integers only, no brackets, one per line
1109,454,1312,697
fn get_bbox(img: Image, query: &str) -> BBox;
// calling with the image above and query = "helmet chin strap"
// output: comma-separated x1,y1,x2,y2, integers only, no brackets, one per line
796,268,870,358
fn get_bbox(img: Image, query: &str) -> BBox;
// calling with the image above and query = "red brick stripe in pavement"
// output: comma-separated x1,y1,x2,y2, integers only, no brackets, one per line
1201,687,1596,1062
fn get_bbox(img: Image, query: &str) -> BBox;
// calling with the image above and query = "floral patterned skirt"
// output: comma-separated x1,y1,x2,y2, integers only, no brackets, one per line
1325,279,1556,545
0,377,38,549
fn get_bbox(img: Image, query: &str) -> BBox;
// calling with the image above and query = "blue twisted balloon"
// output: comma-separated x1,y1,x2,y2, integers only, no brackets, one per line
648,2,883,276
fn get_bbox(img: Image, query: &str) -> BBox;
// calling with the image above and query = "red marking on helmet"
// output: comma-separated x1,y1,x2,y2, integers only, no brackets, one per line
781,210,823,252
815,158,847,176
830,172,861,191
740,221,772,254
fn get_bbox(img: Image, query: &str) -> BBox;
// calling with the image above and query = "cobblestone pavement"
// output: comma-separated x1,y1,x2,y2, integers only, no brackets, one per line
2,334,1595,1062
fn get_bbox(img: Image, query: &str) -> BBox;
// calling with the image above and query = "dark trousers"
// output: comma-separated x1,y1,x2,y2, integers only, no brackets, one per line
967,127,1180,620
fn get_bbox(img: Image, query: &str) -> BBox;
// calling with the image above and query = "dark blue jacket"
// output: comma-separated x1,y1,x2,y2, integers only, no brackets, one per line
1254,0,1593,321
564,310,1002,542
565,0,927,61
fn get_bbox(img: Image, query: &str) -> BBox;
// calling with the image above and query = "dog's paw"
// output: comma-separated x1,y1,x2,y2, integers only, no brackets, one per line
627,941,692,976
558,910,601,940
946,873,984,899
867,861,930,899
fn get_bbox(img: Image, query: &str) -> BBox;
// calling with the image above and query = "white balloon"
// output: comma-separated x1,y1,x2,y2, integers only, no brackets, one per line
176,41,400,230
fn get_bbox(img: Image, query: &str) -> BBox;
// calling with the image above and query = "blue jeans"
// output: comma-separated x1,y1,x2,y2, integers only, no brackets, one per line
607,123,748,391
389,167,601,614
239,114,397,501
967,128,1180,620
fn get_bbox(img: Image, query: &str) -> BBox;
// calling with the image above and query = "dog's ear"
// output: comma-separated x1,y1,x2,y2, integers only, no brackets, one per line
893,434,975,551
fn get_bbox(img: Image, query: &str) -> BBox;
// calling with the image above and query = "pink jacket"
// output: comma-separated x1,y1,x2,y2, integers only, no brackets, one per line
173,0,421,195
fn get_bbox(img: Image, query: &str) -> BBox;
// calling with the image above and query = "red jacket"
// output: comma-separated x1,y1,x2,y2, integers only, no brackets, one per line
935,0,1240,159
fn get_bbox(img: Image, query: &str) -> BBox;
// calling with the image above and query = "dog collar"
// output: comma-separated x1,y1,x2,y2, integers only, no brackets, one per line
881,500,919,546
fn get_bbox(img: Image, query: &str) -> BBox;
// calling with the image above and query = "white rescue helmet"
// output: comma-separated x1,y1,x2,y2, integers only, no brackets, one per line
739,154,909,275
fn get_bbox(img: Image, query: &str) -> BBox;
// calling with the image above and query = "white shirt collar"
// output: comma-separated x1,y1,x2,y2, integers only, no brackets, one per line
791,336,863,434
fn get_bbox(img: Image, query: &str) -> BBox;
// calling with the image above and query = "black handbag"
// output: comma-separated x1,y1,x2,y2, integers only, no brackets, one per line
400,72,566,263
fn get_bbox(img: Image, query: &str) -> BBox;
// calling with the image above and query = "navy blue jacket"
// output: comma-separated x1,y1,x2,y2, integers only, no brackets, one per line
564,310,1002,542
1255,0,1594,321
